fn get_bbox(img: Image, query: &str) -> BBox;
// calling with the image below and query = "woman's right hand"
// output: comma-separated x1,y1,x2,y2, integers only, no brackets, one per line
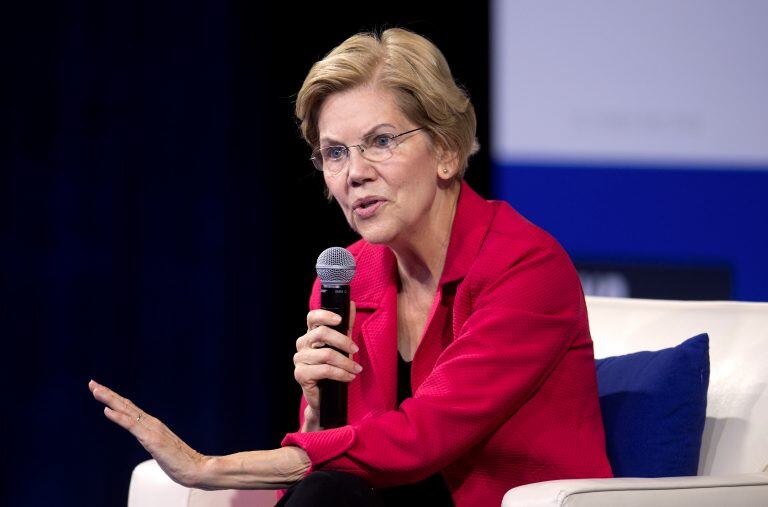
294,301,360,432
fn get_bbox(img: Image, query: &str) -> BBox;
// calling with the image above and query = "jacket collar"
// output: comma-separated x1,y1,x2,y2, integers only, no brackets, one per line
351,179,494,309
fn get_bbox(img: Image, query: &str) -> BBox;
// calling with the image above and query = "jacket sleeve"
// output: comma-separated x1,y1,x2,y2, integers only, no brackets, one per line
281,241,586,487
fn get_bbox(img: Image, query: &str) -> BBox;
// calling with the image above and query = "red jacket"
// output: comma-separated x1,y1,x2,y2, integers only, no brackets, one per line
281,180,612,506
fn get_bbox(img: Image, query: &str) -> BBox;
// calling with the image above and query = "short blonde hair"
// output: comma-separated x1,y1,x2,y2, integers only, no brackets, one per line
295,27,480,198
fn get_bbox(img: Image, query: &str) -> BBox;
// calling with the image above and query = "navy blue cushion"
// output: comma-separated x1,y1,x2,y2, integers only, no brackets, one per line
595,333,710,477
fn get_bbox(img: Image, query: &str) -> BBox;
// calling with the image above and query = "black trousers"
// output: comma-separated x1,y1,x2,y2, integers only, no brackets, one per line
275,470,454,507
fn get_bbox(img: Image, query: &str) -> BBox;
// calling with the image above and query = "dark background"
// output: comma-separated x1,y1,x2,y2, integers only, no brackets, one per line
1,2,489,505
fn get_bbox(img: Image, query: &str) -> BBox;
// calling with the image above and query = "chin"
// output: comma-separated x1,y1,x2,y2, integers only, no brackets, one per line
356,223,396,245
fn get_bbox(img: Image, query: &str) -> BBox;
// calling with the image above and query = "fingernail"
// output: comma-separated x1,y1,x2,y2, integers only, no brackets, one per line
333,315,342,323
351,344,359,353
354,363,363,373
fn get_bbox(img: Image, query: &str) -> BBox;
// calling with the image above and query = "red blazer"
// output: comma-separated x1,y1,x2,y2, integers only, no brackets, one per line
281,180,612,506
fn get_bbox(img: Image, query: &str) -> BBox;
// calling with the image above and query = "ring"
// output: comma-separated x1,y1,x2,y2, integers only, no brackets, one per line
136,412,144,422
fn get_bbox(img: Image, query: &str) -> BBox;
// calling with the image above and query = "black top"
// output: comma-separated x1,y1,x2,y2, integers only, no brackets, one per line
396,351,413,406
374,353,454,506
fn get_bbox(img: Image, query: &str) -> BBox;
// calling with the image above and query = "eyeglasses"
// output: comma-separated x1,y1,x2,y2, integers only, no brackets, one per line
310,127,425,174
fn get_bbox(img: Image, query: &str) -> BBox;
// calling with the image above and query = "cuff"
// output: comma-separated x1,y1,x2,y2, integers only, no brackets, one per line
281,425,357,477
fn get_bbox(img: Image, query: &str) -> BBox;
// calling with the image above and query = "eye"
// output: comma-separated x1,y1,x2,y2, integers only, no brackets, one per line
324,146,347,161
371,134,394,148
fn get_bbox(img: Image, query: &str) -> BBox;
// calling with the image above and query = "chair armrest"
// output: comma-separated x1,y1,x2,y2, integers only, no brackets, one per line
502,473,768,507
128,459,277,507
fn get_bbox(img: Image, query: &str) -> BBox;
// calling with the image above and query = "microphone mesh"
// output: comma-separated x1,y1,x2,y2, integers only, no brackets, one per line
316,247,356,284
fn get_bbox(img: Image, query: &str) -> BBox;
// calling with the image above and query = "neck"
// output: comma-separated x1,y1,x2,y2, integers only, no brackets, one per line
391,180,461,294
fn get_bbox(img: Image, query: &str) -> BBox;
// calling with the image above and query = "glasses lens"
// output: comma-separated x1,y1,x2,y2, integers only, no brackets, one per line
361,133,395,162
312,146,348,173
311,150,324,170
312,130,413,171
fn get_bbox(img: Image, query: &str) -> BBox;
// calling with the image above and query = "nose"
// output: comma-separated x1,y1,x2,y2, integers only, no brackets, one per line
346,145,376,186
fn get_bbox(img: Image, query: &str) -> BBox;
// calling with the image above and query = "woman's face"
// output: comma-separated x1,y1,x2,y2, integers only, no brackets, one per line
317,85,452,246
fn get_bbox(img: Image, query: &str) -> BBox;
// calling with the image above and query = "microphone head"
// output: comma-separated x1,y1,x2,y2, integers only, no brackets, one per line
316,247,356,285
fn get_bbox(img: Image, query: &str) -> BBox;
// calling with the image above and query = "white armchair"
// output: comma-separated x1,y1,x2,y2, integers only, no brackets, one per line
129,296,768,507
128,461,277,507
502,296,768,506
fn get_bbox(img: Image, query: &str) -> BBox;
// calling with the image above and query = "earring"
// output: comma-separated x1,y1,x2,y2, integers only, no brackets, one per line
442,168,449,174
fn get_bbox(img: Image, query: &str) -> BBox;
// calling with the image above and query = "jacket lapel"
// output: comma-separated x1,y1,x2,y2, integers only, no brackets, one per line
346,180,496,410
352,244,399,411
411,181,495,388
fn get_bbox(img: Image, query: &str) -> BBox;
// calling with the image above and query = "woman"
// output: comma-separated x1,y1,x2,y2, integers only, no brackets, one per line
89,28,612,506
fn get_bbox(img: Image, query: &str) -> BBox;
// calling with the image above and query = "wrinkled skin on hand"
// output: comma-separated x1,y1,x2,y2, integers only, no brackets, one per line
88,379,208,488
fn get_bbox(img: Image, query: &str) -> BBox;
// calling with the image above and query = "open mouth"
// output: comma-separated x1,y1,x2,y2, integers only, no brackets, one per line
354,199,386,218
359,199,380,209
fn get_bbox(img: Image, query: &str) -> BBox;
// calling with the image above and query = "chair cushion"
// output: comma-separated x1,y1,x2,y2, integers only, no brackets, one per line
595,333,710,477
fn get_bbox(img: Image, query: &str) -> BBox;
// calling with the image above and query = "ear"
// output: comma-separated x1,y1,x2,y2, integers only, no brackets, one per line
436,146,460,180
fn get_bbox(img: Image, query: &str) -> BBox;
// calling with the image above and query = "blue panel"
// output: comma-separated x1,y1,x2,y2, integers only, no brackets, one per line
492,162,768,301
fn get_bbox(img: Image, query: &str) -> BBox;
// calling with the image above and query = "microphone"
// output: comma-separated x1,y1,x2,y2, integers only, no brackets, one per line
315,247,356,428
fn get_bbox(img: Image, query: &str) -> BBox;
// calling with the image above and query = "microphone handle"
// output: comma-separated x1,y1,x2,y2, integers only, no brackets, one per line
319,283,350,428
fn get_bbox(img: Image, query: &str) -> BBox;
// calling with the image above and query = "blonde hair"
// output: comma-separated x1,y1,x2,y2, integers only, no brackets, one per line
295,27,480,199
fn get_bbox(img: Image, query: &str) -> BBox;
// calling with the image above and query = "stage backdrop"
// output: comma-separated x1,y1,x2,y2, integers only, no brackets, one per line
1,3,489,505
491,0,768,301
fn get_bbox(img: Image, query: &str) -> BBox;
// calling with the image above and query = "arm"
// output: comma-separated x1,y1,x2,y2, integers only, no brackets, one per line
88,380,311,490
196,446,311,490
282,242,586,486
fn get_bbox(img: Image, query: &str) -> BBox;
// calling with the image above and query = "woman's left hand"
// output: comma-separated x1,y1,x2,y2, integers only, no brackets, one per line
88,379,208,488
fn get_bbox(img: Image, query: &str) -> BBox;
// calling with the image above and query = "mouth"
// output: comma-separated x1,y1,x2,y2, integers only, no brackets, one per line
356,199,381,210
353,199,386,218
352,196,386,211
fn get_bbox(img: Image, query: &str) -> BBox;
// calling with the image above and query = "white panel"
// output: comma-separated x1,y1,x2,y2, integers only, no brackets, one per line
492,0,768,167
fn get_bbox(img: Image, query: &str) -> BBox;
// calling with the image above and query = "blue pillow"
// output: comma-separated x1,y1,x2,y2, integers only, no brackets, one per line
595,333,709,477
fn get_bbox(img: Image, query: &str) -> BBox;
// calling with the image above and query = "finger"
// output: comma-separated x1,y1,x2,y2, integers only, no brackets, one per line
302,326,358,355
295,363,357,385
90,381,145,418
294,347,363,374
91,382,126,413
103,405,140,433
306,309,342,330
91,383,131,414
348,300,356,336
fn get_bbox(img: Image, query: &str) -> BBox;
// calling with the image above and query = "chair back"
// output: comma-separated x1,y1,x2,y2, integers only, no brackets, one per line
585,296,768,475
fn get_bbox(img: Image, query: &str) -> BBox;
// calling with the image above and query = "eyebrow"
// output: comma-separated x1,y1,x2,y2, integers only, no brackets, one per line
320,123,397,147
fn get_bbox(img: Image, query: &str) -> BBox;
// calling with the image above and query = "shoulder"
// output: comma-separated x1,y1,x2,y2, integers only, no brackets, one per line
469,199,566,267
483,200,566,264
466,201,584,316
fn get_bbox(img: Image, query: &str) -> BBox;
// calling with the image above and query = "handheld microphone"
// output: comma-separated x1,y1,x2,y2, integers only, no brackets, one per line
315,247,356,428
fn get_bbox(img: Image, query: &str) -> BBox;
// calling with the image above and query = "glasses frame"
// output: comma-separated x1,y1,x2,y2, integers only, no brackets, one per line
310,127,425,173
